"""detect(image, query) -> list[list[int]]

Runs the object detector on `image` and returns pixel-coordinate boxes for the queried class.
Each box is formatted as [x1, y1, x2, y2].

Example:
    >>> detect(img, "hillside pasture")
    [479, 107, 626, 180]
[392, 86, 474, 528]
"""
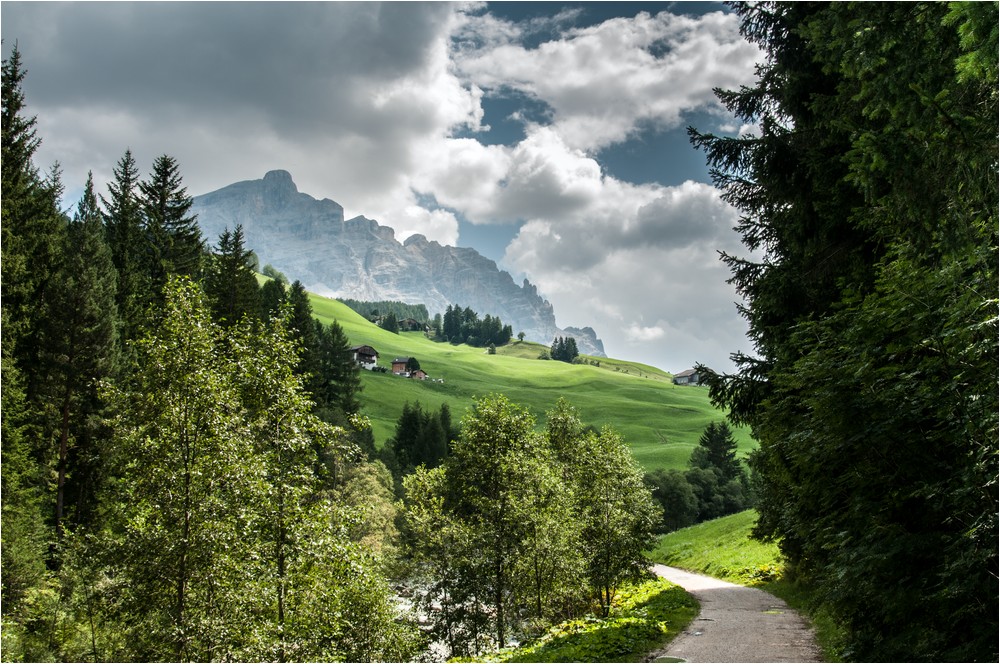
[305, 289, 750, 471]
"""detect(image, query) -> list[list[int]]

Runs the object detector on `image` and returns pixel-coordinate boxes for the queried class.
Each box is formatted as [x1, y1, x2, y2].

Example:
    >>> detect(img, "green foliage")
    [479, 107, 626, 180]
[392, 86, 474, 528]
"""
[692, 3, 998, 660]
[646, 422, 751, 532]
[462, 578, 698, 663]
[39, 172, 121, 534]
[93, 277, 421, 661]
[262, 262, 288, 284]
[101, 149, 149, 345]
[1, 47, 73, 646]
[204, 224, 260, 327]
[403, 396, 661, 657]
[380, 311, 401, 334]
[549, 336, 579, 364]
[643, 470, 698, 533]
[311, 317, 363, 422]
[382, 401, 452, 481]
[259, 276, 287, 320]
[441, 303, 513, 347]
[138, 154, 204, 297]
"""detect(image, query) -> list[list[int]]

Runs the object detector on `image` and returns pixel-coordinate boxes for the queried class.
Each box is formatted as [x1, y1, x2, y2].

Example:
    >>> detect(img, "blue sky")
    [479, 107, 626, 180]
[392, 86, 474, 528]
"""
[1, 2, 762, 373]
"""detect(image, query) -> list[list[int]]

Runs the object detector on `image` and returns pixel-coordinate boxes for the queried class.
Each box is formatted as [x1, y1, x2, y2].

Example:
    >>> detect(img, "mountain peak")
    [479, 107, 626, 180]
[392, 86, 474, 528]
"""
[261, 169, 298, 206]
[191, 172, 605, 356]
[263, 169, 296, 187]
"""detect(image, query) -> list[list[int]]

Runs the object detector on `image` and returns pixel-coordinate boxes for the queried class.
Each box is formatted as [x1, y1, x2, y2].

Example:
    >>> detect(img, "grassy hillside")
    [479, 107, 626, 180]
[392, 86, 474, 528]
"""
[646, 511, 782, 585]
[303, 289, 751, 471]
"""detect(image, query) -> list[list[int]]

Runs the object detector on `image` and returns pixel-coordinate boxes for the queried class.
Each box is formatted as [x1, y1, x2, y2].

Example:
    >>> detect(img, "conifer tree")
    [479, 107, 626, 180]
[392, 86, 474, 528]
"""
[41, 173, 120, 534]
[2, 46, 68, 399]
[204, 225, 260, 327]
[259, 277, 287, 321]
[138, 154, 203, 298]
[101, 149, 149, 345]
[286, 280, 320, 388]
[692, 3, 997, 659]
[311, 318, 362, 422]
[1, 47, 66, 644]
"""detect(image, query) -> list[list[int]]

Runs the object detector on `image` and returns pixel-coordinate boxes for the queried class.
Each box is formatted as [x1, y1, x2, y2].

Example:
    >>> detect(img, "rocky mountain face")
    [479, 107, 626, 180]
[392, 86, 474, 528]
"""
[192, 170, 605, 356]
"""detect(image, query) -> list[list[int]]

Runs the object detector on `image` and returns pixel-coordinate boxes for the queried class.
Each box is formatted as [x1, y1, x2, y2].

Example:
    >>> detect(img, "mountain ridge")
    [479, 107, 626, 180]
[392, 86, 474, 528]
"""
[192, 170, 605, 356]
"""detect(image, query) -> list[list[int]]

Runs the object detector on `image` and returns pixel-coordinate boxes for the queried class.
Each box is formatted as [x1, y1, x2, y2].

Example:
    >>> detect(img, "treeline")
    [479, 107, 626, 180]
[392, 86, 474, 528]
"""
[339, 298, 430, 326]
[693, 3, 997, 661]
[1, 47, 412, 660]
[645, 422, 752, 533]
[436, 303, 513, 347]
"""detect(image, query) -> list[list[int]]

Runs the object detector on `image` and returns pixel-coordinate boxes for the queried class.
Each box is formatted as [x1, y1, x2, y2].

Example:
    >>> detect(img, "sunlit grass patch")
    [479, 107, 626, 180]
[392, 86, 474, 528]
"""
[646, 510, 783, 586]
[461, 578, 698, 663]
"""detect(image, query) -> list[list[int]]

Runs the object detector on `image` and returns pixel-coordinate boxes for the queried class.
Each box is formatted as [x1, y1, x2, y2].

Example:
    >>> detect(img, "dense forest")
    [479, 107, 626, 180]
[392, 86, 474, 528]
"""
[692, 3, 998, 661]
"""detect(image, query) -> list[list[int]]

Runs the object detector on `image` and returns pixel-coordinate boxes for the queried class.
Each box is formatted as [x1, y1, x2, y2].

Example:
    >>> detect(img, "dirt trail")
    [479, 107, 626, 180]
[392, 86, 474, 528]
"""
[649, 565, 821, 663]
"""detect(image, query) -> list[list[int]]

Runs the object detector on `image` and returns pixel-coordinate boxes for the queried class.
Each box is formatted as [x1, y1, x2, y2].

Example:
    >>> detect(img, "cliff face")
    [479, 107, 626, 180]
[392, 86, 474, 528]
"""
[192, 170, 605, 355]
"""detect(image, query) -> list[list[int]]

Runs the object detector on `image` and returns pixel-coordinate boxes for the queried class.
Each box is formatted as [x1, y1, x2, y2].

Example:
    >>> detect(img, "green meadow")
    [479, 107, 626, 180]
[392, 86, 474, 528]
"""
[304, 289, 751, 471]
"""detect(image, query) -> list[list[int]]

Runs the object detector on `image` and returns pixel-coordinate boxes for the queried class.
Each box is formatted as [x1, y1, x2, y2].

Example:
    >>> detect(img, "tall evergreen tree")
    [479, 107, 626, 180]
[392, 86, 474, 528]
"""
[101, 149, 149, 345]
[2, 46, 68, 400]
[1, 46, 66, 643]
[138, 154, 203, 298]
[204, 225, 260, 327]
[692, 3, 997, 659]
[40, 173, 120, 534]
[286, 280, 320, 388]
[259, 277, 287, 321]
[311, 318, 362, 422]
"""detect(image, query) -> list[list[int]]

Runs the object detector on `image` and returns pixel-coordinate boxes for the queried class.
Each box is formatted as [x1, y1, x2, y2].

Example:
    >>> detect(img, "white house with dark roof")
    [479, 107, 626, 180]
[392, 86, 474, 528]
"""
[350, 345, 379, 370]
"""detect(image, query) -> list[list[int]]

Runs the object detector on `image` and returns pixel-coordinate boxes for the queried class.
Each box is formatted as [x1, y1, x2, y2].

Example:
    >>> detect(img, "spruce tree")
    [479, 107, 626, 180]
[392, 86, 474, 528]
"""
[1, 46, 71, 645]
[286, 280, 321, 391]
[102, 149, 149, 345]
[2, 46, 68, 400]
[259, 278, 287, 321]
[204, 225, 260, 327]
[138, 154, 203, 298]
[311, 319, 362, 421]
[692, 3, 997, 659]
[40, 173, 120, 534]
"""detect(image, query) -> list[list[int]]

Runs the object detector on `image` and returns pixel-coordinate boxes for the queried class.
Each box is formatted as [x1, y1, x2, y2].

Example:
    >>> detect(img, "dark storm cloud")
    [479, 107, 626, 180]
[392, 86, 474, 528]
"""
[2, 2, 453, 135]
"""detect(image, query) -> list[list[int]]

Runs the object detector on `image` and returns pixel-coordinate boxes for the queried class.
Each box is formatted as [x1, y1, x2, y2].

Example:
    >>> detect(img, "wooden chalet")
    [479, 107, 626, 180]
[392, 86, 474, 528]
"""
[673, 368, 702, 385]
[350, 345, 379, 370]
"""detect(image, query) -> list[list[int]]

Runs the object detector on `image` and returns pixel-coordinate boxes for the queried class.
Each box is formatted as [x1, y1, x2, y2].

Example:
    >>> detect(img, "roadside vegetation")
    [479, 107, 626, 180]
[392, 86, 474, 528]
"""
[458, 578, 698, 663]
[689, 3, 997, 660]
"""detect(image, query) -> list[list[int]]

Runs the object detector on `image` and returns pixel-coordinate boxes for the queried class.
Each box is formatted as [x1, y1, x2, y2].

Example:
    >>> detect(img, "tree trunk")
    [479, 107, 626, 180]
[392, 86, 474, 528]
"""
[55, 387, 71, 539]
[495, 559, 505, 648]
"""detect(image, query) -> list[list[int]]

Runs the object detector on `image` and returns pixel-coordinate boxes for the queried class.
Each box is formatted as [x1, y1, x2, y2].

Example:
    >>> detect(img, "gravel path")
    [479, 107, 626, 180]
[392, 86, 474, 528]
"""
[649, 565, 821, 663]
